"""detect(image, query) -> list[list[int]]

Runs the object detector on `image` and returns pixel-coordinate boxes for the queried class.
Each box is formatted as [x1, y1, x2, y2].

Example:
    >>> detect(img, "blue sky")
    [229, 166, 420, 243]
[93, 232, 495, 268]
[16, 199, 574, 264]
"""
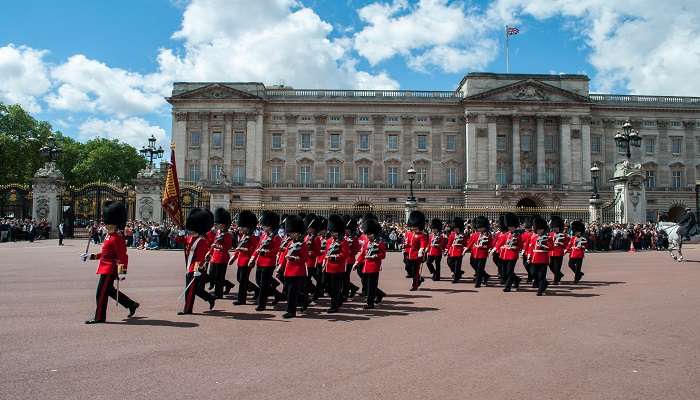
[1, 0, 698, 150]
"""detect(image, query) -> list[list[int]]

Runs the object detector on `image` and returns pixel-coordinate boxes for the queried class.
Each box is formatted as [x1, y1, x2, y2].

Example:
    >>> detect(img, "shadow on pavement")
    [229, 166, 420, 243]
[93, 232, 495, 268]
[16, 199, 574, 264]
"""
[108, 317, 199, 328]
[202, 309, 284, 322]
[418, 287, 479, 294]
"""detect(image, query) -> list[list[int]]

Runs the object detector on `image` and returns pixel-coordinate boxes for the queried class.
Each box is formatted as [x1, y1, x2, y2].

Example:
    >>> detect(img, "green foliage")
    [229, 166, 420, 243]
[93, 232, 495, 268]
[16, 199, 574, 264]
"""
[0, 102, 148, 186]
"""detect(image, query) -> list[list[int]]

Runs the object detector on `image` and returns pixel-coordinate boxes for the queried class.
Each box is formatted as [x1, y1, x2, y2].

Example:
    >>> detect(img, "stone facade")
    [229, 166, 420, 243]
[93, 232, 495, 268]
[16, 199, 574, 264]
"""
[167, 73, 700, 221]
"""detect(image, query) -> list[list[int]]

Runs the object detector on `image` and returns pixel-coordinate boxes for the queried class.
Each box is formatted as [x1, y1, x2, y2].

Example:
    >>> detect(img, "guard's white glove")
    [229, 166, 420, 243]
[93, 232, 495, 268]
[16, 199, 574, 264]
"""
[193, 270, 202, 277]
[80, 253, 89, 262]
[178, 230, 186, 237]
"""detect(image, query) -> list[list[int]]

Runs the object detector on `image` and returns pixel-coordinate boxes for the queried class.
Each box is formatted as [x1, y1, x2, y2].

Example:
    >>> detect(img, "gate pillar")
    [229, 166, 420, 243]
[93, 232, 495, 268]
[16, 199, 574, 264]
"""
[134, 167, 163, 223]
[32, 162, 65, 237]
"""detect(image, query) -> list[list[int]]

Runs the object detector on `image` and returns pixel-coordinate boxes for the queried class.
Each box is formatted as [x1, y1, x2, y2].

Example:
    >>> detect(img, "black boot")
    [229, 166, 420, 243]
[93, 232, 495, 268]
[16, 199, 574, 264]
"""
[128, 302, 139, 317]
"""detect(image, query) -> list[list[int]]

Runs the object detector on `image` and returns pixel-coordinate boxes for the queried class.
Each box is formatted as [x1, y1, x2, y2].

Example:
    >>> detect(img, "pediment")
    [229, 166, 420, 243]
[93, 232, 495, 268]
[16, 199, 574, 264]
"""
[465, 79, 589, 103]
[170, 84, 262, 101]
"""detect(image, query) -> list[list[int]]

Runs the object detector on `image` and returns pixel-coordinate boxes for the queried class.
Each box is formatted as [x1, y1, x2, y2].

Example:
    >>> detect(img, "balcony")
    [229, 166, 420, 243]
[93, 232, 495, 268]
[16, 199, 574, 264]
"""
[265, 88, 461, 102]
[590, 94, 700, 107]
[263, 182, 463, 190]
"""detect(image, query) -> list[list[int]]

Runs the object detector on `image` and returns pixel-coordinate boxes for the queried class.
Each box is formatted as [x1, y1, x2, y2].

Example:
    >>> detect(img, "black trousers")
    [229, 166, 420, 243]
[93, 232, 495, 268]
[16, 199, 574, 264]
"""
[58, 234, 64, 246]
[365, 272, 385, 306]
[310, 266, 325, 297]
[548, 256, 564, 282]
[326, 272, 344, 309]
[426, 255, 442, 280]
[403, 253, 411, 276]
[94, 273, 136, 321]
[523, 256, 533, 281]
[531, 263, 549, 294]
[285, 276, 307, 315]
[209, 262, 234, 298]
[343, 264, 360, 298]
[502, 259, 520, 290]
[493, 253, 503, 280]
[183, 272, 213, 314]
[471, 257, 488, 286]
[447, 256, 463, 282]
[406, 259, 422, 289]
[255, 267, 280, 309]
[568, 258, 584, 281]
[355, 264, 366, 292]
[236, 265, 259, 303]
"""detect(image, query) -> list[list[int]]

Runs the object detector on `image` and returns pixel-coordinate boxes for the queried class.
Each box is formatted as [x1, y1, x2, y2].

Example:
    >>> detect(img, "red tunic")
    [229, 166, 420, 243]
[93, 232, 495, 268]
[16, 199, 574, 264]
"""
[305, 234, 321, 268]
[407, 231, 429, 261]
[323, 237, 350, 274]
[493, 232, 508, 258]
[253, 232, 281, 268]
[357, 239, 386, 273]
[427, 233, 447, 257]
[521, 230, 533, 258]
[94, 232, 128, 275]
[315, 235, 327, 266]
[176, 235, 211, 273]
[209, 229, 233, 264]
[548, 232, 568, 257]
[345, 235, 361, 265]
[233, 234, 259, 268]
[566, 236, 586, 259]
[283, 240, 309, 277]
[403, 231, 413, 255]
[500, 231, 523, 261]
[446, 232, 467, 257]
[466, 232, 492, 259]
[528, 233, 553, 265]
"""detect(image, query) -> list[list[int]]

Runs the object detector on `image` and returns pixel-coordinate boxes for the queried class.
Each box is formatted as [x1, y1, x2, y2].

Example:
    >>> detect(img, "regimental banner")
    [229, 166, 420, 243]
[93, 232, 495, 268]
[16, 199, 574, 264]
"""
[161, 146, 184, 227]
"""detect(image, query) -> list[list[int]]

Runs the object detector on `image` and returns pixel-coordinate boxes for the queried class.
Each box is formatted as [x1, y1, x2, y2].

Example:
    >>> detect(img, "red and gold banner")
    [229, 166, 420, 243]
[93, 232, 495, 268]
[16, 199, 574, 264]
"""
[162, 145, 184, 227]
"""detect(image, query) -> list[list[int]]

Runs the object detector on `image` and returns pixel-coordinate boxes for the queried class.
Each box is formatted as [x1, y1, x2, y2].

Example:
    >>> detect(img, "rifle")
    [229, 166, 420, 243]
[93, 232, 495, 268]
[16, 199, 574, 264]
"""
[322, 240, 341, 272]
[228, 234, 250, 266]
[248, 234, 273, 268]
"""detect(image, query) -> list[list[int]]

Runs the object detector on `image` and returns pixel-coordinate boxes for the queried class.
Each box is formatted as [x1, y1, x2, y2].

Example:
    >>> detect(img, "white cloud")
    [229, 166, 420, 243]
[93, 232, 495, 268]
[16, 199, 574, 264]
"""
[354, 0, 498, 72]
[78, 117, 167, 149]
[0, 44, 51, 113]
[490, 0, 700, 95]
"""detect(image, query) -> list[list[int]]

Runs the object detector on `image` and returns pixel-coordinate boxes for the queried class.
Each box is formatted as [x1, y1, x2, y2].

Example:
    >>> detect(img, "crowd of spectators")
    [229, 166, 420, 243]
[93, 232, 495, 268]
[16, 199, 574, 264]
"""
[0, 218, 52, 242]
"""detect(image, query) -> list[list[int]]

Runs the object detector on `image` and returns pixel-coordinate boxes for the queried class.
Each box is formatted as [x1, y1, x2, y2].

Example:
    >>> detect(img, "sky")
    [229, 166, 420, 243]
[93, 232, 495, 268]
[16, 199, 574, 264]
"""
[1, 0, 699, 152]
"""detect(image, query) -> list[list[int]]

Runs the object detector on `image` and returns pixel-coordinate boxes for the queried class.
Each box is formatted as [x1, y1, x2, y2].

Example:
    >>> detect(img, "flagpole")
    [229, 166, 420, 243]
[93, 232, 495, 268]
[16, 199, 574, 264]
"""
[505, 25, 510, 73]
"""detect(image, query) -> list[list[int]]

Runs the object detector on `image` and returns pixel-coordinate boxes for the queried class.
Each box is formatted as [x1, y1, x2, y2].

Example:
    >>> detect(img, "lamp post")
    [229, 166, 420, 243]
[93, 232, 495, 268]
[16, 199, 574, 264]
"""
[39, 134, 62, 163]
[614, 119, 641, 160]
[590, 164, 600, 199]
[139, 134, 164, 167]
[407, 165, 416, 202]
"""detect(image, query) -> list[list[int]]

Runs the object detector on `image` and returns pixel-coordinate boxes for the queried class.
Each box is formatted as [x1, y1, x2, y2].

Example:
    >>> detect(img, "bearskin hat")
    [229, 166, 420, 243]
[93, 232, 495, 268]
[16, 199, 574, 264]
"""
[318, 216, 328, 232]
[259, 211, 280, 230]
[549, 215, 564, 230]
[344, 215, 358, 232]
[304, 213, 319, 232]
[363, 212, 378, 222]
[362, 218, 382, 236]
[407, 210, 426, 230]
[430, 218, 443, 231]
[327, 214, 345, 234]
[498, 215, 508, 232]
[186, 207, 214, 235]
[452, 217, 465, 231]
[571, 220, 586, 234]
[504, 212, 519, 228]
[472, 215, 490, 230]
[102, 201, 127, 230]
[284, 214, 305, 234]
[532, 216, 548, 232]
[237, 210, 258, 231]
[213, 208, 232, 226]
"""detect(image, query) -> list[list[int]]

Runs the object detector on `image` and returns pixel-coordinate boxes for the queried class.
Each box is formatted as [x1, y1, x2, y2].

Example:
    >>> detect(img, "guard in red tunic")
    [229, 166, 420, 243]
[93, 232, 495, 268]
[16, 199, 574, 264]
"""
[406, 210, 428, 291]
[466, 216, 492, 288]
[426, 218, 446, 281]
[207, 208, 235, 298]
[355, 213, 378, 295]
[280, 215, 309, 318]
[83, 201, 139, 324]
[323, 214, 350, 313]
[548, 216, 568, 284]
[500, 212, 523, 292]
[402, 229, 413, 278]
[230, 210, 260, 305]
[177, 208, 216, 314]
[343, 216, 361, 300]
[520, 219, 534, 283]
[313, 216, 329, 300]
[354, 218, 386, 309]
[491, 216, 509, 284]
[565, 220, 587, 283]
[527, 216, 553, 296]
[251, 211, 283, 311]
[304, 214, 322, 301]
[445, 217, 467, 283]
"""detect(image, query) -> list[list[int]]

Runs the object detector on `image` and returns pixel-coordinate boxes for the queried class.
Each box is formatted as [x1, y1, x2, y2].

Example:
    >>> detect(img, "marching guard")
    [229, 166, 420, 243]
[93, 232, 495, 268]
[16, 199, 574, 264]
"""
[566, 220, 587, 283]
[520, 219, 534, 283]
[405, 210, 428, 291]
[177, 208, 216, 314]
[304, 214, 322, 301]
[466, 216, 492, 288]
[230, 210, 260, 305]
[426, 218, 446, 281]
[323, 214, 350, 313]
[548, 216, 567, 284]
[343, 216, 361, 299]
[251, 211, 284, 312]
[83, 201, 139, 324]
[208, 208, 235, 298]
[354, 218, 386, 309]
[280, 215, 309, 318]
[500, 212, 523, 292]
[446, 217, 467, 283]
[527, 216, 553, 296]
[492, 216, 509, 284]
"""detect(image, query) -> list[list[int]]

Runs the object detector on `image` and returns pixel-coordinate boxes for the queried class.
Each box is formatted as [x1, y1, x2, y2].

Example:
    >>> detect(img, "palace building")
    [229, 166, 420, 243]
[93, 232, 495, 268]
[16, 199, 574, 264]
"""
[167, 72, 700, 221]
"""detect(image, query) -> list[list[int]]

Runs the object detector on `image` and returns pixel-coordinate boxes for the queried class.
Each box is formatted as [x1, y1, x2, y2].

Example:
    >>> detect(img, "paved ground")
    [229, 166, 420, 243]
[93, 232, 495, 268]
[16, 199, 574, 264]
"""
[1, 239, 700, 400]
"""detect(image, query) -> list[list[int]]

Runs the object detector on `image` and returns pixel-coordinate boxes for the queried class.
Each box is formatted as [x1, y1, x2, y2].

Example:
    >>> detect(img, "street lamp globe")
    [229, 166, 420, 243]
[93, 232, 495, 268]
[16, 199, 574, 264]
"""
[148, 134, 157, 148]
[407, 165, 416, 182]
[590, 164, 600, 178]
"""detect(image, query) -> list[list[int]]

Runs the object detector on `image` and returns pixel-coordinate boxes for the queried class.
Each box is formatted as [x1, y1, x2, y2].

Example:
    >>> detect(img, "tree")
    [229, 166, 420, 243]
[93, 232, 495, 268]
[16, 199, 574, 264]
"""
[0, 103, 53, 185]
[70, 138, 147, 186]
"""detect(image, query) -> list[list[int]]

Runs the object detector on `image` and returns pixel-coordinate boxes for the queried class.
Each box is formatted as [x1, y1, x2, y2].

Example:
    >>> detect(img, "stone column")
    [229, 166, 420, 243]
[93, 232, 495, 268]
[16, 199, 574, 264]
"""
[32, 162, 65, 238]
[512, 116, 521, 184]
[244, 112, 264, 187]
[200, 112, 210, 181]
[134, 167, 163, 223]
[255, 112, 264, 185]
[589, 197, 602, 224]
[611, 161, 647, 224]
[465, 112, 478, 184]
[173, 112, 187, 169]
[223, 112, 233, 177]
[536, 116, 545, 184]
[581, 116, 592, 184]
[560, 116, 572, 185]
[209, 193, 231, 211]
[487, 115, 497, 185]
[404, 198, 417, 224]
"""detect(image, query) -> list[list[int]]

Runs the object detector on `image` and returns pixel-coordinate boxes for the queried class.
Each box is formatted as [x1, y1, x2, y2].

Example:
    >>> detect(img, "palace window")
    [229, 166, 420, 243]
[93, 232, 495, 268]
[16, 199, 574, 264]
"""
[496, 135, 507, 152]
[645, 137, 656, 154]
[299, 165, 312, 185]
[591, 135, 602, 154]
[416, 116, 428, 122]
[544, 135, 556, 153]
[189, 163, 200, 181]
[521, 167, 534, 185]
[329, 133, 341, 150]
[212, 132, 222, 148]
[417, 167, 427, 185]
[271, 166, 281, 184]
[358, 166, 370, 186]
[521, 135, 531, 152]
[496, 166, 506, 186]
[617, 141, 627, 155]
[190, 132, 201, 146]
[671, 121, 682, 128]
[386, 116, 399, 123]
[446, 134, 456, 151]
[271, 133, 282, 150]
[672, 170, 683, 188]
[358, 133, 370, 150]
[447, 167, 457, 186]
[272, 115, 284, 121]
[300, 132, 312, 150]
[300, 115, 312, 122]
[210, 164, 223, 183]
[387, 134, 399, 151]
[446, 117, 457, 123]
[387, 167, 399, 186]
[671, 137, 682, 155]
[417, 134, 428, 151]
[545, 167, 557, 185]
[233, 166, 245, 184]
[643, 120, 656, 128]
[329, 115, 341, 122]
[358, 116, 370, 123]
[644, 170, 655, 189]
[328, 166, 341, 185]
[234, 132, 245, 148]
